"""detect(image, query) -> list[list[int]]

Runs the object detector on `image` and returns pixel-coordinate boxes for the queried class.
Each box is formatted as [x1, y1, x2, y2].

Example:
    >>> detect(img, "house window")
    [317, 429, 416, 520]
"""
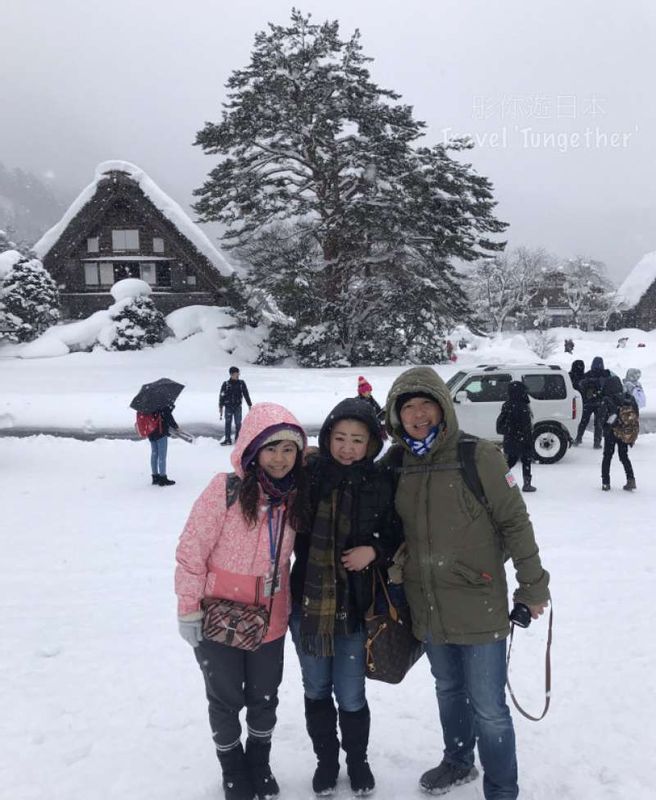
[114, 263, 140, 281]
[100, 264, 115, 285]
[87, 237, 99, 253]
[140, 263, 156, 284]
[84, 263, 115, 286]
[153, 237, 164, 253]
[84, 263, 99, 285]
[156, 263, 171, 287]
[112, 229, 140, 251]
[186, 273, 197, 287]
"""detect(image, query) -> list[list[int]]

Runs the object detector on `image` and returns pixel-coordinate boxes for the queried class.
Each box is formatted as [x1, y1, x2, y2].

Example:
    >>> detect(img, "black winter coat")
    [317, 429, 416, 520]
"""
[219, 378, 252, 410]
[599, 376, 639, 435]
[496, 382, 533, 452]
[290, 397, 402, 622]
[579, 366, 611, 407]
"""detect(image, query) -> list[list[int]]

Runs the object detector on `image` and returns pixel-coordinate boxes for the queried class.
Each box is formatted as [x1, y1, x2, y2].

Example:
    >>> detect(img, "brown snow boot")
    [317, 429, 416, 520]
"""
[623, 478, 637, 491]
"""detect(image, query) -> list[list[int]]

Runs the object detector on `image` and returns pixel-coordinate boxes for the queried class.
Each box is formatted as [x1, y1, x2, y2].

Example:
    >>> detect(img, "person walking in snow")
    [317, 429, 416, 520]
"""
[219, 366, 253, 445]
[382, 367, 550, 800]
[290, 398, 402, 797]
[496, 381, 537, 492]
[175, 403, 308, 800]
[355, 375, 387, 439]
[569, 359, 585, 394]
[575, 356, 610, 448]
[599, 376, 639, 492]
[148, 403, 179, 486]
[623, 368, 646, 409]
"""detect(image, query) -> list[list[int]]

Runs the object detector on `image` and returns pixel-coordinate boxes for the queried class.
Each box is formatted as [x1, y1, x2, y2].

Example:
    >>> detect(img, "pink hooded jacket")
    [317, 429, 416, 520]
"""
[174, 403, 306, 643]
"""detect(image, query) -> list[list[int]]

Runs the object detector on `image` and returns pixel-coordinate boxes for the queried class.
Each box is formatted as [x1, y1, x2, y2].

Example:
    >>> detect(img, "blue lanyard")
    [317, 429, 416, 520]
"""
[267, 502, 280, 565]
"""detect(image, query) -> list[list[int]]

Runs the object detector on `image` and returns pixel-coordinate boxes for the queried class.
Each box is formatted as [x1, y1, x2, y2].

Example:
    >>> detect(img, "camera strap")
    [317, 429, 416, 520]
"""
[505, 603, 553, 721]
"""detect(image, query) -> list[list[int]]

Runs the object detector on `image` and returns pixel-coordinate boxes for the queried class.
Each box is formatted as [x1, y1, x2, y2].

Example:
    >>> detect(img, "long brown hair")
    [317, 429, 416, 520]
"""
[239, 454, 309, 531]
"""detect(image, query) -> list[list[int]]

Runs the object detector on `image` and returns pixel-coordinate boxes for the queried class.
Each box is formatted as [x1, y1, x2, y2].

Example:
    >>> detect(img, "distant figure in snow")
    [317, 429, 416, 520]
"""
[496, 381, 537, 492]
[356, 375, 387, 439]
[599, 376, 639, 491]
[149, 404, 179, 486]
[564, 338, 575, 354]
[219, 366, 253, 445]
[623, 368, 646, 409]
[569, 359, 585, 394]
[575, 356, 610, 448]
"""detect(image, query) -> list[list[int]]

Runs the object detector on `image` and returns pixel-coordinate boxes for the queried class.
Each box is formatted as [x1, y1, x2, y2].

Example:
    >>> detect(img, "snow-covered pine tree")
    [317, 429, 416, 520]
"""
[0, 256, 61, 342]
[195, 10, 506, 365]
[108, 295, 168, 351]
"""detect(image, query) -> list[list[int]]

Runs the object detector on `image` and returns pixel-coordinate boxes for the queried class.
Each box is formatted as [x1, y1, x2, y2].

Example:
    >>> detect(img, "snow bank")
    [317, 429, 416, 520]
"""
[165, 305, 238, 339]
[110, 278, 152, 301]
[0, 248, 22, 279]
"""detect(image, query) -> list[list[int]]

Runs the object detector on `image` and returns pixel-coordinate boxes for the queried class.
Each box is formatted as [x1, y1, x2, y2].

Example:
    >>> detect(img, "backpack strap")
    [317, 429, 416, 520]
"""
[225, 472, 242, 508]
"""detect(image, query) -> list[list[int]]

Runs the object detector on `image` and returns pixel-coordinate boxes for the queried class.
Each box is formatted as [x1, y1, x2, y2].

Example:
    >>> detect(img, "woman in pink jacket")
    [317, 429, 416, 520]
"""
[175, 403, 308, 800]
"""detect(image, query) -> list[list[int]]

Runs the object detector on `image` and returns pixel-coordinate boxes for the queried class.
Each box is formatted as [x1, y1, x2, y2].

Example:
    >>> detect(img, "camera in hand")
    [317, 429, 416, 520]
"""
[509, 602, 531, 628]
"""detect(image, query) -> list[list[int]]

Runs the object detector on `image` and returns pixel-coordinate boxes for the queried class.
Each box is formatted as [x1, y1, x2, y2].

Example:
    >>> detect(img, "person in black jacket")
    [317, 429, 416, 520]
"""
[569, 359, 585, 393]
[496, 381, 536, 492]
[575, 356, 610, 448]
[149, 403, 179, 486]
[219, 366, 253, 445]
[290, 398, 402, 797]
[599, 375, 638, 491]
[355, 375, 387, 440]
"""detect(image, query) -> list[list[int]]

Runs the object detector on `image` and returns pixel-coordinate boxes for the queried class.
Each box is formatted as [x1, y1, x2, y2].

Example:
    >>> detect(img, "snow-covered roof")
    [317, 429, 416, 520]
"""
[32, 160, 233, 277]
[616, 250, 656, 308]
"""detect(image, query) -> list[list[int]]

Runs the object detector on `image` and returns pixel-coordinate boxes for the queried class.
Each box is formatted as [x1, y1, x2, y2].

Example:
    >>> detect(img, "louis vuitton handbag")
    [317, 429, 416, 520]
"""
[364, 569, 423, 684]
[202, 516, 285, 651]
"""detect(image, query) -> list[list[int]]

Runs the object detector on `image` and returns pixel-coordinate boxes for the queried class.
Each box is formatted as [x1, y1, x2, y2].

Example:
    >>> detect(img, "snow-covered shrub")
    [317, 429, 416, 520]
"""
[0, 256, 60, 342]
[108, 295, 168, 350]
[525, 330, 558, 359]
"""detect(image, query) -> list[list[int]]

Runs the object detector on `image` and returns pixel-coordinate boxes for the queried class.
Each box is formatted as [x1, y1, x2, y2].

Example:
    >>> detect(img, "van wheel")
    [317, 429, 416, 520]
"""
[533, 424, 568, 464]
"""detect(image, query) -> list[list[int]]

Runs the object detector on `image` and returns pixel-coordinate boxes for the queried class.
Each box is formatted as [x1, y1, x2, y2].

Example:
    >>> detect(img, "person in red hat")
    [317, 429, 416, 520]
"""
[356, 376, 386, 439]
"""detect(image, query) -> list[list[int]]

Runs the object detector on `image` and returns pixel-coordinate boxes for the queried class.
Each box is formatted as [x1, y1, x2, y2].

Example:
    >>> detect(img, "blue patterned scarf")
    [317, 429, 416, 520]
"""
[401, 424, 442, 457]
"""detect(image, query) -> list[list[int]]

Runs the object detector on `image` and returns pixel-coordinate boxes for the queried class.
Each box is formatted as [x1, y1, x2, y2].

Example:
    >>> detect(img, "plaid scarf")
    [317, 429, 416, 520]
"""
[299, 463, 359, 657]
[401, 424, 442, 456]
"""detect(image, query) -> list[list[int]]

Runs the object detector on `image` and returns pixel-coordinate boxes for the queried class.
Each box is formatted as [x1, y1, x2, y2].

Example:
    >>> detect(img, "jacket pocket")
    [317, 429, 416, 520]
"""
[451, 560, 493, 587]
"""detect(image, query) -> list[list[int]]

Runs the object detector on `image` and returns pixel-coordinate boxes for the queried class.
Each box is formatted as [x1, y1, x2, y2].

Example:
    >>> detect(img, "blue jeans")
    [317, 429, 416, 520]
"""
[150, 437, 167, 475]
[424, 639, 518, 800]
[289, 610, 366, 712]
[224, 405, 242, 441]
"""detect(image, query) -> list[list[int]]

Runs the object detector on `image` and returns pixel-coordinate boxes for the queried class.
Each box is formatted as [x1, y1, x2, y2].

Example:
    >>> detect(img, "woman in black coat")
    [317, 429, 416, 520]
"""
[496, 381, 536, 492]
[290, 398, 402, 797]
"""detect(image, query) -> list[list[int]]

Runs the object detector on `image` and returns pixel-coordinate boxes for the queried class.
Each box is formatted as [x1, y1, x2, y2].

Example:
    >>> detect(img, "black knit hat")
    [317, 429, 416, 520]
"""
[395, 391, 439, 418]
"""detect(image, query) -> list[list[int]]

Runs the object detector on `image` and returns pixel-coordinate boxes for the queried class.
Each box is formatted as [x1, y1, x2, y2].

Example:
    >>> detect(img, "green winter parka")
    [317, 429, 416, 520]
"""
[383, 366, 550, 645]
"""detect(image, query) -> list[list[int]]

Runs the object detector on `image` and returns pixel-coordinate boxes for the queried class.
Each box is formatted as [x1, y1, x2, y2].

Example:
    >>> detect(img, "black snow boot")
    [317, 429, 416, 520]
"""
[305, 697, 340, 796]
[221, 439, 233, 446]
[339, 704, 375, 796]
[151, 474, 160, 485]
[245, 738, 280, 800]
[419, 760, 479, 795]
[218, 743, 255, 800]
[158, 475, 176, 486]
[522, 481, 537, 493]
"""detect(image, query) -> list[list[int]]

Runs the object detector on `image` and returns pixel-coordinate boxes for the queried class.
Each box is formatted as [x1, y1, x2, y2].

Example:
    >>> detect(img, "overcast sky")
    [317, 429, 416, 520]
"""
[2, 0, 654, 283]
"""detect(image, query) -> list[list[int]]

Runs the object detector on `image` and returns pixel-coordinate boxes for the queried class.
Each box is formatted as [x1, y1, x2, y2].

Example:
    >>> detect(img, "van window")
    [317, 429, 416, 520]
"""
[460, 373, 512, 402]
[522, 374, 566, 400]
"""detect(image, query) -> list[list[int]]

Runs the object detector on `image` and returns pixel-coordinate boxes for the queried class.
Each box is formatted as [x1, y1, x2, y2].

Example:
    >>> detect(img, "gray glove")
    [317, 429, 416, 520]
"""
[178, 612, 203, 648]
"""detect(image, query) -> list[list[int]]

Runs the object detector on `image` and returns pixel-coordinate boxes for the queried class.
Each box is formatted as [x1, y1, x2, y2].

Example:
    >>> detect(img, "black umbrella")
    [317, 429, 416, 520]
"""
[130, 378, 185, 413]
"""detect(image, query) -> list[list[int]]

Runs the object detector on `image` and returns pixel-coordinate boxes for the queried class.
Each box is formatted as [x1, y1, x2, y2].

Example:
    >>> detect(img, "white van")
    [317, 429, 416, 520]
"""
[446, 364, 581, 464]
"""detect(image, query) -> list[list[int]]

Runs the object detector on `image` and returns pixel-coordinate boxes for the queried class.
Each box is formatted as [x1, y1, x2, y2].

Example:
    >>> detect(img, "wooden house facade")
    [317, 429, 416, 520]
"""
[33, 161, 233, 319]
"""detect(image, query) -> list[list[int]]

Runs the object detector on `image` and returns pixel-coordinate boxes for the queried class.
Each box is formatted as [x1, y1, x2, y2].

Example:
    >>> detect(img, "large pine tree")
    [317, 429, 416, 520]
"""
[195, 10, 506, 365]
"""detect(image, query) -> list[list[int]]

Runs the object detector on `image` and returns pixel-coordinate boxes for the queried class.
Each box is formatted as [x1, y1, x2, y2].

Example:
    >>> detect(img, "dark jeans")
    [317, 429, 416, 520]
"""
[289, 610, 367, 712]
[576, 403, 602, 446]
[149, 436, 167, 475]
[503, 441, 531, 484]
[224, 405, 243, 442]
[601, 429, 634, 484]
[424, 639, 518, 800]
[194, 634, 285, 754]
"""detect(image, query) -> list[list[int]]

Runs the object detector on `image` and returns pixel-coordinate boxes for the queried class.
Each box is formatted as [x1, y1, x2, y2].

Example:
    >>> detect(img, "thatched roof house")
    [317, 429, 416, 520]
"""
[33, 160, 233, 318]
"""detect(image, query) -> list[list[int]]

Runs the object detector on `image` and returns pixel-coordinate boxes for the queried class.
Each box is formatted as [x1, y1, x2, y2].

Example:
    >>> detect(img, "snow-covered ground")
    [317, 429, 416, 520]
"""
[1, 325, 655, 799]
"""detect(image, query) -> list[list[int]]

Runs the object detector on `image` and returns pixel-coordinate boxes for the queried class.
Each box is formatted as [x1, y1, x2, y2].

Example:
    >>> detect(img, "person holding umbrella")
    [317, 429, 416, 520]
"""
[130, 378, 184, 486]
